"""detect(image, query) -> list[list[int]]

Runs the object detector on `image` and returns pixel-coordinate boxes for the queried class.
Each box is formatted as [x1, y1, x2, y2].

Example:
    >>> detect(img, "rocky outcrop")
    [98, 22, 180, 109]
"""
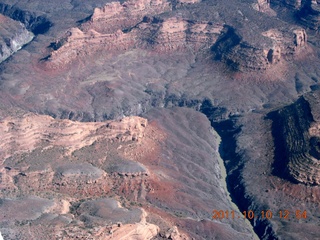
[212, 26, 272, 71]
[271, 95, 320, 185]
[262, 27, 307, 55]
[298, 0, 320, 30]
[252, 0, 276, 16]
[139, 17, 223, 52]
[46, 0, 223, 67]
[272, 0, 320, 29]
[47, 0, 310, 72]
[0, 108, 256, 239]
[212, 25, 307, 71]
[0, 113, 147, 161]
[84, 0, 171, 34]
[0, 14, 34, 63]
[47, 0, 170, 67]
[0, 3, 52, 34]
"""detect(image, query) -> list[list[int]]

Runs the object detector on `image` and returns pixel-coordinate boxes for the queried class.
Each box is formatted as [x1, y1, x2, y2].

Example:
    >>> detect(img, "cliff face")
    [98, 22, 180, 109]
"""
[271, 93, 320, 185]
[0, 14, 34, 63]
[47, 0, 223, 68]
[46, 0, 310, 72]
[273, 0, 320, 29]
[298, 0, 320, 29]
[139, 17, 223, 52]
[0, 3, 52, 34]
[211, 25, 307, 71]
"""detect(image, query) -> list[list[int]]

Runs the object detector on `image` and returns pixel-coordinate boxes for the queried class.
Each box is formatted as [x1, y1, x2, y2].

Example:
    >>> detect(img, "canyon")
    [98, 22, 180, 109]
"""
[0, 0, 319, 239]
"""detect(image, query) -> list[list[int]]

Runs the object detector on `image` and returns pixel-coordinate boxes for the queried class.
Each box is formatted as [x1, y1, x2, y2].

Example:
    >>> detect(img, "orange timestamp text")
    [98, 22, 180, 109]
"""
[212, 209, 307, 220]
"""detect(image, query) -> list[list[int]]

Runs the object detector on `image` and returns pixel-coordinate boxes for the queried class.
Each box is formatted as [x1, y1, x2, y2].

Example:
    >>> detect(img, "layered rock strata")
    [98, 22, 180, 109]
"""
[272, 94, 320, 185]
[0, 14, 34, 63]
[212, 25, 307, 71]
[139, 17, 223, 52]
[47, 0, 223, 67]
[46, 0, 310, 72]
[0, 113, 147, 161]
[0, 108, 256, 239]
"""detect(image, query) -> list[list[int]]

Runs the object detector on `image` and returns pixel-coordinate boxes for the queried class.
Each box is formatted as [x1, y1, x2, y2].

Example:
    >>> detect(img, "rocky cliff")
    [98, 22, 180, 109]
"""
[271, 93, 320, 185]
[211, 24, 307, 71]
[47, 0, 224, 68]
[298, 0, 320, 29]
[0, 14, 33, 63]
[273, 0, 320, 29]
[46, 0, 310, 72]
[0, 3, 52, 34]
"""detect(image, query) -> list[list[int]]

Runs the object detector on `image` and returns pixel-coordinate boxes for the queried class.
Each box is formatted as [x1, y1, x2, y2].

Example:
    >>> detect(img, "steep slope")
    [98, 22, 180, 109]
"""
[0, 108, 256, 239]
[0, 14, 33, 63]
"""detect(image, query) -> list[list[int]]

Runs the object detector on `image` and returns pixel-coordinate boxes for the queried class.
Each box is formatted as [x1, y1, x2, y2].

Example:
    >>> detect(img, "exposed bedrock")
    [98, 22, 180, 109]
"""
[45, 0, 312, 72]
[270, 92, 320, 185]
[298, 0, 320, 29]
[0, 3, 52, 34]
[46, 0, 223, 68]
[0, 108, 257, 239]
[252, 0, 277, 16]
[272, 0, 320, 29]
[211, 25, 307, 71]
[0, 14, 34, 63]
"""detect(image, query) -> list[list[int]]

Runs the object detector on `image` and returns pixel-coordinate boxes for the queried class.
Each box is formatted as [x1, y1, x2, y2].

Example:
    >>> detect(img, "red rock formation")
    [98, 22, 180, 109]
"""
[46, 0, 223, 68]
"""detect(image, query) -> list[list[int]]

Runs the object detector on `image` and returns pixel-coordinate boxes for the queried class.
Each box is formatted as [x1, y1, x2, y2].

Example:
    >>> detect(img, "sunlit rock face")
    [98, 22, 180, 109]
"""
[0, 14, 33, 63]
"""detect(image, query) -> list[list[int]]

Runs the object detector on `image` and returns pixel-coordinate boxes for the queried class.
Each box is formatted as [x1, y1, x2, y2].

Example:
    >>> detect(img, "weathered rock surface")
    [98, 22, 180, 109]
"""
[47, 0, 310, 72]
[212, 24, 307, 71]
[0, 3, 52, 34]
[47, 0, 224, 68]
[252, 0, 276, 16]
[0, 113, 147, 161]
[0, 0, 320, 239]
[0, 14, 33, 63]
[298, 0, 320, 29]
[0, 108, 256, 239]
[271, 92, 320, 185]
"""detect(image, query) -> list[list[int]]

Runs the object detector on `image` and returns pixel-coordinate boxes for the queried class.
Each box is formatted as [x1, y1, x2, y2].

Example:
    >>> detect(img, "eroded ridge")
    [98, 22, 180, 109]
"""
[47, 0, 171, 67]
[212, 25, 307, 71]
[45, 0, 311, 72]
[272, 95, 320, 185]
[0, 113, 147, 160]
[47, 0, 223, 67]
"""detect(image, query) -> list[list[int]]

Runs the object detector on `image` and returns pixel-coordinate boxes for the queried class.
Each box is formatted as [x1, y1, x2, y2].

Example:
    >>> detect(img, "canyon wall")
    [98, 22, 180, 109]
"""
[272, 94, 320, 185]
[0, 14, 33, 63]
